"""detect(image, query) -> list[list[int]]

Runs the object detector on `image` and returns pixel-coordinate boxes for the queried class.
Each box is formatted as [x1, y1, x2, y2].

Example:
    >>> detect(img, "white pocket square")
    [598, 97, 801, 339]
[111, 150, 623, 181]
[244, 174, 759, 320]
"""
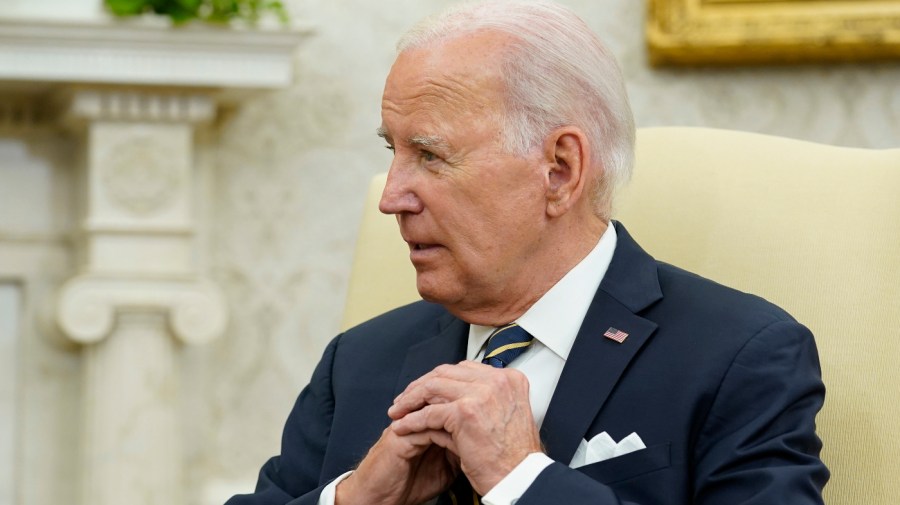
[569, 432, 646, 469]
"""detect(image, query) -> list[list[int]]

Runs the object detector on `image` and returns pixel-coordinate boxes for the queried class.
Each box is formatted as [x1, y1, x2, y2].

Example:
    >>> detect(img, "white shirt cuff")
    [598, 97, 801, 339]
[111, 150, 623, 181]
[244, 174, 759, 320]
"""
[316, 470, 353, 505]
[481, 452, 554, 505]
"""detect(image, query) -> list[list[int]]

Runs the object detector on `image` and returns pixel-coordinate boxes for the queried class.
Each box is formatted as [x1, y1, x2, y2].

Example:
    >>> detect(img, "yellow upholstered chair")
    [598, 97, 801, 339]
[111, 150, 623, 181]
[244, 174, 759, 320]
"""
[342, 127, 900, 505]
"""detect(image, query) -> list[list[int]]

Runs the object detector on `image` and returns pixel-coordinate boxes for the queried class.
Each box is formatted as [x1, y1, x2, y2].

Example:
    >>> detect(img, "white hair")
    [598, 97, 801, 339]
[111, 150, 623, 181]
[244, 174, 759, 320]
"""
[398, 0, 635, 219]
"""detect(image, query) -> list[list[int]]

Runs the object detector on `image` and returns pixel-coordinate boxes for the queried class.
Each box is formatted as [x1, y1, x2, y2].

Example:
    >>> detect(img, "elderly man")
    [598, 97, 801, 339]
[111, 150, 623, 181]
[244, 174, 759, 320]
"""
[228, 1, 828, 504]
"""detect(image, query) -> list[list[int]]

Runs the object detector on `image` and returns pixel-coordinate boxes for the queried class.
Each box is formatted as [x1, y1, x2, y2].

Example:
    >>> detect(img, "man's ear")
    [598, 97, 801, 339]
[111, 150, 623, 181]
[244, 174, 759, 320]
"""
[543, 127, 590, 218]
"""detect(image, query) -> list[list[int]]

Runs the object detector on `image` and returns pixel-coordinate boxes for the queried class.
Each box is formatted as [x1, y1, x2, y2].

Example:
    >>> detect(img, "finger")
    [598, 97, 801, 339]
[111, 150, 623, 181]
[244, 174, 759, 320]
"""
[388, 371, 479, 420]
[391, 403, 457, 436]
[388, 378, 472, 420]
[393, 363, 531, 421]
[397, 363, 489, 399]
[454, 360, 495, 371]
[396, 428, 457, 455]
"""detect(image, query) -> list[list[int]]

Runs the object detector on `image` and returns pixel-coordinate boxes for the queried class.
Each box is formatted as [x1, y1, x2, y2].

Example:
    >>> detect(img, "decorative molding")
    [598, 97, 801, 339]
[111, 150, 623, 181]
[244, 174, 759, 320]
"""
[0, 95, 51, 132]
[64, 90, 216, 124]
[0, 18, 309, 88]
[77, 225, 192, 236]
[647, 0, 900, 66]
[101, 134, 182, 216]
[80, 118, 195, 234]
[55, 275, 227, 345]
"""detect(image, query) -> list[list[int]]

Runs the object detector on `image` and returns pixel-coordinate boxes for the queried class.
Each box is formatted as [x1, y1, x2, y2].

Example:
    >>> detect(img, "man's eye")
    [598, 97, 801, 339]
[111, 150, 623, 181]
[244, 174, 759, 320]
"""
[421, 151, 437, 162]
[384, 145, 395, 152]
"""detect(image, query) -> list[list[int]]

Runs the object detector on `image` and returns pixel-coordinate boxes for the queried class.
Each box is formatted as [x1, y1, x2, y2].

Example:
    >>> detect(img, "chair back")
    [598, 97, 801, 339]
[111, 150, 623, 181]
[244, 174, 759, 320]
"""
[617, 127, 900, 505]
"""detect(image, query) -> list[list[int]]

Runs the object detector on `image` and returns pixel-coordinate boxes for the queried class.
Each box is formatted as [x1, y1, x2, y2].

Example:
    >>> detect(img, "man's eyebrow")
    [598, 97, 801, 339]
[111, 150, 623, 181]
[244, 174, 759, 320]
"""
[408, 134, 450, 150]
[376, 128, 450, 151]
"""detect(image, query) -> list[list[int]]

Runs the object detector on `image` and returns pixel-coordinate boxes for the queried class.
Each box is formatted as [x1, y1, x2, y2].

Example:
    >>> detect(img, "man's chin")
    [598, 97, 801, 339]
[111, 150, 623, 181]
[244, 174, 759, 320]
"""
[414, 275, 460, 307]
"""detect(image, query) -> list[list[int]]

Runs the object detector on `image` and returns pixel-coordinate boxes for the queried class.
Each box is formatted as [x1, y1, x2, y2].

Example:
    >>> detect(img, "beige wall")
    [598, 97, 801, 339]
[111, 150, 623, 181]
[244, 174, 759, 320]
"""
[1, 1, 898, 504]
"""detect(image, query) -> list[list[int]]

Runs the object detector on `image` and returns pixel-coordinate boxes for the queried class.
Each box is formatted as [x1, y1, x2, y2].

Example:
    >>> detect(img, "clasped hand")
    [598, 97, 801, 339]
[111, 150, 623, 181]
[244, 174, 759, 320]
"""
[335, 361, 542, 505]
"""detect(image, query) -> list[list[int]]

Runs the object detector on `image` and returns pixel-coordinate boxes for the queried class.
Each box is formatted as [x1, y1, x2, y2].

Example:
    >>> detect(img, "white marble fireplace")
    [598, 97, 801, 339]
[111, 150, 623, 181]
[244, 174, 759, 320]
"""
[0, 3, 304, 503]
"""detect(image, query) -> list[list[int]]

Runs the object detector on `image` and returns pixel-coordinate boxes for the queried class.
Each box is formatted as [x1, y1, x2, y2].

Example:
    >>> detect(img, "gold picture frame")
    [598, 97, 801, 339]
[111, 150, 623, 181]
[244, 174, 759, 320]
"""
[646, 0, 900, 66]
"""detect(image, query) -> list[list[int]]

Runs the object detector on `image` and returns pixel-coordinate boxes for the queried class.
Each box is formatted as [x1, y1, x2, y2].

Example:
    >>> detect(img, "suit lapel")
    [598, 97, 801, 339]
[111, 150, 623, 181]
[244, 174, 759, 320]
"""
[540, 222, 663, 465]
[394, 313, 469, 397]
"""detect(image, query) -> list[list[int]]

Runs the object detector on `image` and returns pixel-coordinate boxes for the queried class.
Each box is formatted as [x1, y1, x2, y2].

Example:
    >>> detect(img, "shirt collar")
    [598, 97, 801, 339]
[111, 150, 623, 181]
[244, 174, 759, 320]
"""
[467, 224, 618, 360]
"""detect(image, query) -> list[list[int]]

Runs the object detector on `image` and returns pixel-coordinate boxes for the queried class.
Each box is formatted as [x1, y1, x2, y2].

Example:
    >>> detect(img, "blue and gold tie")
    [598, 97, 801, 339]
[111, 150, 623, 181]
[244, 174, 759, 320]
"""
[436, 323, 534, 505]
[481, 322, 534, 368]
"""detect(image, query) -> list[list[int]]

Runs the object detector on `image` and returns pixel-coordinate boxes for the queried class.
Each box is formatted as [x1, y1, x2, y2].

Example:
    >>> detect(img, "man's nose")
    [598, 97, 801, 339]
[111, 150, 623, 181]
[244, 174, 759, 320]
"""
[378, 163, 423, 215]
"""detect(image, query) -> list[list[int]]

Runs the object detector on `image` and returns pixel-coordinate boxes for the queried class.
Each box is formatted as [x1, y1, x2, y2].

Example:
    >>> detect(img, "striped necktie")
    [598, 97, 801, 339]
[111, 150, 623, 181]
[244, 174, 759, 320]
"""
[482, 322, 534, 368]
[436, 323, 534, 505]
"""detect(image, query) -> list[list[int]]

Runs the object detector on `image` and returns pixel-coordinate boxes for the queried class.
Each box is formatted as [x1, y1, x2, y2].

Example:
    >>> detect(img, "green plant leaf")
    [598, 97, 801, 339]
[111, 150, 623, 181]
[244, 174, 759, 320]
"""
[212, 0, 240, 14]
[105, 0, 289, 25]
[104, 0, 149, 16]
[177, 0, 202, 10]
[267, 1, 289, 23]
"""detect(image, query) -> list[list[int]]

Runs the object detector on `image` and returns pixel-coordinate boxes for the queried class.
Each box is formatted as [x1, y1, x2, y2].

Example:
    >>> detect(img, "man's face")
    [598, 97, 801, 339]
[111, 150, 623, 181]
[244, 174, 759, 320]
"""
[378, 32, 551, 320]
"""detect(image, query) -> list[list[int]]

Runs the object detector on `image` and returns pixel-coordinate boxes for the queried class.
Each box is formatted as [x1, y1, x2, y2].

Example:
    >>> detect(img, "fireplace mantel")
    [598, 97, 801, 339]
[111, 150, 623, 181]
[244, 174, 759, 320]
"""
[0, 17, 309, 89]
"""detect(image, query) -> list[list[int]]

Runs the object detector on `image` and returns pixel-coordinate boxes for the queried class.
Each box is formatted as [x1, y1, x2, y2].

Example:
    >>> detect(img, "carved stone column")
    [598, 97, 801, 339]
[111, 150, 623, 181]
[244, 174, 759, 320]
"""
[55, 89, 227, 505]
[0, 16, 303, 504]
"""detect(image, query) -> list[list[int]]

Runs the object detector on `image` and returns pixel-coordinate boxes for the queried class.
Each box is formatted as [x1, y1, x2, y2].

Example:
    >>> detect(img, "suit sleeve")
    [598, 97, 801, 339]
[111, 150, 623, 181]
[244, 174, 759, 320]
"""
[517, 320, 829, 505]
[226, 335, 342, 505]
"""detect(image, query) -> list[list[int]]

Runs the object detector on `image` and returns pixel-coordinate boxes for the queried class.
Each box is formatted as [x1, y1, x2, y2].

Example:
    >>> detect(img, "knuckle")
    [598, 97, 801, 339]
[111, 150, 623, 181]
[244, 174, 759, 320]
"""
[433, 364, 453, 376]
[456, 397, 479, 418]
[488, 371, 510, 388]
[425, 377, 443, 394]
[408, 411, 424, 429]
[424, 405, 441, 424]
[501, 368, 527, 388]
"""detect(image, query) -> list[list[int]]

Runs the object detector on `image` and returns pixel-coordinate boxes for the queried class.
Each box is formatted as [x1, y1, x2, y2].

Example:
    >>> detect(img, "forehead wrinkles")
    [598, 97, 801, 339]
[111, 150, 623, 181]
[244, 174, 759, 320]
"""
[383, 34, 512, 148]
[384, 65, 500, 118]
[426, 71, 495, 114]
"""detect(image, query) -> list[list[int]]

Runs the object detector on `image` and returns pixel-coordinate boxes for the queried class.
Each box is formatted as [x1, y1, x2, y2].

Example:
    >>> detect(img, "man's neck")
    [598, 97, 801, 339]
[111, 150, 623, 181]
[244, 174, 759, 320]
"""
[452, 219, 608, 326]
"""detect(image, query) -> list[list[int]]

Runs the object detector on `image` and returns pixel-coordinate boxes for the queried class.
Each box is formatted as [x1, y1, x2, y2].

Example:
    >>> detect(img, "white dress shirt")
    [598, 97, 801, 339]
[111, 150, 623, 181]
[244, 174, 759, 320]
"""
[319, 225, 618, 505]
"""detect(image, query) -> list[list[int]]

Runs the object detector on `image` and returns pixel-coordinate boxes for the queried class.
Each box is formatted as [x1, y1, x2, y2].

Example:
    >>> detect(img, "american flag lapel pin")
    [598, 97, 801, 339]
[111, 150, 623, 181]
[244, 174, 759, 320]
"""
[603, 327, 629, 343]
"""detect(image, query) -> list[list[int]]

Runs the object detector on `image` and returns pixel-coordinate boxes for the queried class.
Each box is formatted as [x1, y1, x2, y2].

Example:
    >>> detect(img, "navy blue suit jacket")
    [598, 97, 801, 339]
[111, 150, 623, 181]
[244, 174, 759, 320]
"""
[227, 222, 828, 505]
